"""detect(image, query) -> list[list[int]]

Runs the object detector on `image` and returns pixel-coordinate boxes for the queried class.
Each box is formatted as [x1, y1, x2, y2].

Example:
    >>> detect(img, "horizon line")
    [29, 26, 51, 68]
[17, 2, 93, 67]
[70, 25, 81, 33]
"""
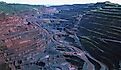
[0, 1, 120, 6]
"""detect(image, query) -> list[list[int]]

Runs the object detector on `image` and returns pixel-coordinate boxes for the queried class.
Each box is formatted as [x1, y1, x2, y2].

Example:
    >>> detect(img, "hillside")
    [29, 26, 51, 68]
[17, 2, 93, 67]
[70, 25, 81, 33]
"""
[0, 1, 121, 70]
[0, 2, 45, 14]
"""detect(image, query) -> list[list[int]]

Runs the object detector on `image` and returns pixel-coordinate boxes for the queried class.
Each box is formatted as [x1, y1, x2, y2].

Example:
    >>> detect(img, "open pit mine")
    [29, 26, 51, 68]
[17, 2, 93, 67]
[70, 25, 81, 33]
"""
[0, 1, 121, 70]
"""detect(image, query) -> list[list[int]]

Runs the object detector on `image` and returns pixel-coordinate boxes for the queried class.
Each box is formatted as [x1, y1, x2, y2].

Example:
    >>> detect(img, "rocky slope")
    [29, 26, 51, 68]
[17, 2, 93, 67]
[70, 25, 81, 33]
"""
[77, 2, 121, 70]
[0, 1, 121, 70]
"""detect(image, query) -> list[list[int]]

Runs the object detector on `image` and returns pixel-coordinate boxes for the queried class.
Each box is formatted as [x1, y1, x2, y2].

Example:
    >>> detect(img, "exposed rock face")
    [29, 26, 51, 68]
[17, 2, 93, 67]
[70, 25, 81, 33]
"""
[78, 2, 121, 70]
[48, 2, 121, 70]
[0, 1, 121, 70]
[0, 15, 51, 70]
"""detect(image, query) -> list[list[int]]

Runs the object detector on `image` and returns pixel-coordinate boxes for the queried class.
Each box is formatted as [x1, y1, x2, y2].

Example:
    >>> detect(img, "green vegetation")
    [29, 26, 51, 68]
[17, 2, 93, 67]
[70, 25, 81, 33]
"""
[0, 1, 44, 14]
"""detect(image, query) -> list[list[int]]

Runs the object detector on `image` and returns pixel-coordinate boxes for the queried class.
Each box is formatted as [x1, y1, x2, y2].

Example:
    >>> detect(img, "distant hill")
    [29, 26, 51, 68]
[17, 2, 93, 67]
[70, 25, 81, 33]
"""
[0, 1, 45, 14]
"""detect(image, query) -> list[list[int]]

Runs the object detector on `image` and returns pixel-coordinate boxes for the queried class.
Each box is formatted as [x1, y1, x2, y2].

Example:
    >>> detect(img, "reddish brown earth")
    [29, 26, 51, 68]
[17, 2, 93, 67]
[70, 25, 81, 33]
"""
[0, 15, 51, 69]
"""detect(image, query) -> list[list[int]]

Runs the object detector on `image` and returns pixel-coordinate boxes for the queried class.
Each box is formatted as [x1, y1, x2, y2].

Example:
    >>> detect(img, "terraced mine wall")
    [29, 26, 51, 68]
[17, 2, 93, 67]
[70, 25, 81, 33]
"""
[0, 1, 121, 70]
[77, 2, 121, 70]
